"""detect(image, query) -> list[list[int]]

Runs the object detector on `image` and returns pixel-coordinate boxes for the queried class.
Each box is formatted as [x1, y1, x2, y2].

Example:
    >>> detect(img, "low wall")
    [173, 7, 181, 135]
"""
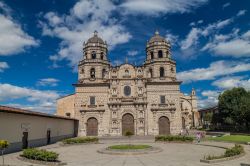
[0, 111, 78, 153]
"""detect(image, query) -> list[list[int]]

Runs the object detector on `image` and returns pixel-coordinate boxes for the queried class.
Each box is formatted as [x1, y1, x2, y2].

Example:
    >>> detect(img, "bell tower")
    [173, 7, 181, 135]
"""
[144, 31, 176, 81]
[78, 31, 110, 83]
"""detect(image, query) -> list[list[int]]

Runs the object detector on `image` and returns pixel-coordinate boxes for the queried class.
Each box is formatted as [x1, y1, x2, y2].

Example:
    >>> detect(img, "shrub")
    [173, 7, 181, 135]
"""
[109, 144, 151, 150]
[204, 144, 244, 160]
[155, 135, 194, 142]
[0, 140, 10, 165]
[62, 137, 98, 144]
[125, 131, 133, 138]
[204, 154, 224, 160]
[21, 148, 58, 162]
[224, 144, 244, 157]
[0, 140, 9, 149]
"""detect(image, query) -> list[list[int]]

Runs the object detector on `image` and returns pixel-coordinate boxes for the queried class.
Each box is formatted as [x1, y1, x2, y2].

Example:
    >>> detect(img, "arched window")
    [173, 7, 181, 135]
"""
[100, 52, 104, 60]
[149, 68, 153, 78]
[158, 50, 163, 58]
[166, 51, 169, 58]
[91, 51, 96, 59]
[102, 69, 106, 78]
[160, 67, 164, 77]
[90, 68, 95, 78]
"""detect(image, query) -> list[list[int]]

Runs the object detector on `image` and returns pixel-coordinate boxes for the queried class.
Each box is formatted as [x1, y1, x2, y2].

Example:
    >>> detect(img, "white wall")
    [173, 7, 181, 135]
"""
[0, 112, 75, 143]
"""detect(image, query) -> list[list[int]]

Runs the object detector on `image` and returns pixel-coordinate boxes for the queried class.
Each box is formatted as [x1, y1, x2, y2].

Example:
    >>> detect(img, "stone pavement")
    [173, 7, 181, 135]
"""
[2, 137, 250, 166]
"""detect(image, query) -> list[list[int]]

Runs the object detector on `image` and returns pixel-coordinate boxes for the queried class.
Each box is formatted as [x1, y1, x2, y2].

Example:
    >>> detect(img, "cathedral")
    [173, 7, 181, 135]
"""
[56, 31, 199, 136]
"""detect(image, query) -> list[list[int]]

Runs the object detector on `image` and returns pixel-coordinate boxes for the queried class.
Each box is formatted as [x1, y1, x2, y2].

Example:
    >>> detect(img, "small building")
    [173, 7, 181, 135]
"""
[199, 105, 218, 126]
[0, 105, 78, 153]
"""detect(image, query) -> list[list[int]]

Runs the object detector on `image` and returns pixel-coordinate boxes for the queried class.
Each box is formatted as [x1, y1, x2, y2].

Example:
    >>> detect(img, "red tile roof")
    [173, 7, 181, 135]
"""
[0, 105, 77, 121]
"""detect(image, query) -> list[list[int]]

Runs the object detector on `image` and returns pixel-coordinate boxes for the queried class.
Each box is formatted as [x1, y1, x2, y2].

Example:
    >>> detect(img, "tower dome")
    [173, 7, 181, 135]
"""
[87, 31, 105, 44]
[146, 31, 171, 60]
[83, 31, 108, 61]
[148, 30, 167, 43]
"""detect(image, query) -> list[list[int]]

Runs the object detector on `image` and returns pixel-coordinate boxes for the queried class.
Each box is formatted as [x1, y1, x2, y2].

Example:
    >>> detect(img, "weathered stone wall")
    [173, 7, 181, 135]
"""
[57, 94, 75, 118]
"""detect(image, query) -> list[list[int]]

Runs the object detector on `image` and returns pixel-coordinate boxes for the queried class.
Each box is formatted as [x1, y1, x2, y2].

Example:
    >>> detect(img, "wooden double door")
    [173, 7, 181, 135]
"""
[158, 116, 170, 135]
[86, 118, 98, 136]
[122, 113, 134, 135]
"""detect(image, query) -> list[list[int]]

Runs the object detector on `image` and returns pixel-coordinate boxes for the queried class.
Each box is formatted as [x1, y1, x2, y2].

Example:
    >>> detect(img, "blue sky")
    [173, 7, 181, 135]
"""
[0, 0, 250, 114]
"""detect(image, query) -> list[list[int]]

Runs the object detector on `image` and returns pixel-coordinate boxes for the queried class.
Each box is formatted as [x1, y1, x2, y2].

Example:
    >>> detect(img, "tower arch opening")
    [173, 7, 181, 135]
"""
[91, 51, 96, 59]
[158, 50, 163, 58]
[90, 68, 95, 78]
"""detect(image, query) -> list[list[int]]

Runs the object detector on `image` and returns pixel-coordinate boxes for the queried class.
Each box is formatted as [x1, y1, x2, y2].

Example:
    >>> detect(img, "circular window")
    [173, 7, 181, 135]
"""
[124, 86, 131, 96]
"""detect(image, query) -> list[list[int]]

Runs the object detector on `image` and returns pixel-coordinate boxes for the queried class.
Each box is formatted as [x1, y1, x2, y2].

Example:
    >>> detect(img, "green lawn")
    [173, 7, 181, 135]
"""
[108, 144, 151, 150]
[207, 135, 250, 144]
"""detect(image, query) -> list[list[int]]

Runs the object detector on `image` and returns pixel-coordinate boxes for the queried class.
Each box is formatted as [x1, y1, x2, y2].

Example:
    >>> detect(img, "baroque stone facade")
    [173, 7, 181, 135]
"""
[56, 31, 199, 136]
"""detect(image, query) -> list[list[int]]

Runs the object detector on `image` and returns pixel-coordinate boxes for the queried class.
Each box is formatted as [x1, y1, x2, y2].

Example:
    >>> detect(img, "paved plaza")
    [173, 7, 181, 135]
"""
[3, 137, 250, 166]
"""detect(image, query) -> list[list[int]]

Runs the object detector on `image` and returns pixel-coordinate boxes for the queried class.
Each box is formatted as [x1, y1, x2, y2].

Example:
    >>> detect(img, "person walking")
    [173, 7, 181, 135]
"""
[196, 132, 201, 143]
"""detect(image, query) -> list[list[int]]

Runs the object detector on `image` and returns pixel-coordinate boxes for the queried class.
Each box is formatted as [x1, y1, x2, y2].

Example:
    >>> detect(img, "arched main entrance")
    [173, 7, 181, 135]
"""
[86, 117, 98, 136]
[122, 113, 134, 135]
[158, 116, 170, 135]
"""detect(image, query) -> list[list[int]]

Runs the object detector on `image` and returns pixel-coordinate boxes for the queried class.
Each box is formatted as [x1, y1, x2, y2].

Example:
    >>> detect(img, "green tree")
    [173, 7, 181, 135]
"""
[239, 92, 250, 129]
[218, 87, 250, 130]
[0, 140, 9, 166]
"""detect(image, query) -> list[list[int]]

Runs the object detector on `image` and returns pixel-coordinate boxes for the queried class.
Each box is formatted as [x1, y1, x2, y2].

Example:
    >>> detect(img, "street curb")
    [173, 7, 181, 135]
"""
[200, 152, 245, 163]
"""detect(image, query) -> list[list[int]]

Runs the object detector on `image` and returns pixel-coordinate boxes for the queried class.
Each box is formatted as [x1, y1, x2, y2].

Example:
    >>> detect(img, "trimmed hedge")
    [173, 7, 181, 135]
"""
[21, 148, 58, 162]
[155, 135, 194, 142]
[109, 144, 151, 150]
[204, 144, 244, 160]
[62, 137, 98, 144]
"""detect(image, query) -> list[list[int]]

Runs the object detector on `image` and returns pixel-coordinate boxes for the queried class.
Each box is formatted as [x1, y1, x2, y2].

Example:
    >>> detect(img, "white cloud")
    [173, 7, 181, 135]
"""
[0, 3, 39, 56]
[165, 32, 179, 45]
[203, 29, 250, 58]
[197, 20, 203, 24]
[189, 22, 195, 26]
[40, 0, 131, 70]
[119, 0, 208, 16]
[177, 60, 250, 83]
[243, 30, 250, 38]
[212, 76, 250, 90]
[181, 27, 201, 50]
[36, 78, 60, 87]
[237, 10, 247, 16]
[0, 1, 11, 15]
[181, 10, 248, 58]
[198, 90, 219, 108]
[127, 50, 138, 56]
[181, 18, 233, 51]
[210, 39, 250, 57]
[0, 83, 60, 113]
[222, 2, 230, 9]
[0, 62, 9, 72]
